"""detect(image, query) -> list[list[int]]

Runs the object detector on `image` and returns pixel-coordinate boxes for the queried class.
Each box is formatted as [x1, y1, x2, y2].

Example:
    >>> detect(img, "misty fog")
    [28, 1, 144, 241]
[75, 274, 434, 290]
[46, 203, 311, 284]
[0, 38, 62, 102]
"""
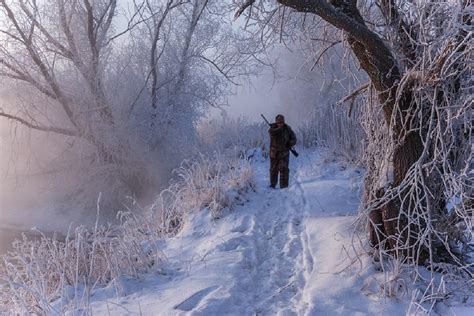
[0, 0, 361, 252]
[2, 0, 471, 313]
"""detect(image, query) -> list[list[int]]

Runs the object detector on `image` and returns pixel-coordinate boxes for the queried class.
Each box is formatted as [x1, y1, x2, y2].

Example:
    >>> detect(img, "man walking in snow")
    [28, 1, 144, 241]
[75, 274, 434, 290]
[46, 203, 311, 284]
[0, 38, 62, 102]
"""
[268, 114, 297, 188]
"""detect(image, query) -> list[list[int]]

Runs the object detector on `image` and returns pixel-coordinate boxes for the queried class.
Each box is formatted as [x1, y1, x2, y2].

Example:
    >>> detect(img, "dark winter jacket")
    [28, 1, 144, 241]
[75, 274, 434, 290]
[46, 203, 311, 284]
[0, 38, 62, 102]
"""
[269, 123, 297, 159]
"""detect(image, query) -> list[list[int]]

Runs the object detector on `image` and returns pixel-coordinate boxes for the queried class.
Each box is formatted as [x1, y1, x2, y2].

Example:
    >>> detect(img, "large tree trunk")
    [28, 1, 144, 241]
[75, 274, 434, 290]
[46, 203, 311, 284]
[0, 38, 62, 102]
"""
[384, 131, 424, 251]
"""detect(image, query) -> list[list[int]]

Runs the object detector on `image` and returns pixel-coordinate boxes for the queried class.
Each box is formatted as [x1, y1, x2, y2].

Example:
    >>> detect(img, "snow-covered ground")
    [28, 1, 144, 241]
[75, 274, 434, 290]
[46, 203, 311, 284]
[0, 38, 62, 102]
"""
[81, 150, 470, 315]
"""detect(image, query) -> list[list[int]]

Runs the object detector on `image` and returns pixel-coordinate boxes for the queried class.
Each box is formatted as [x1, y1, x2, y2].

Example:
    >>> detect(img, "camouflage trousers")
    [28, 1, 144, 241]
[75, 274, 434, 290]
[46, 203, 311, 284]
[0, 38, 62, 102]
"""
[270, 155, 289, 188]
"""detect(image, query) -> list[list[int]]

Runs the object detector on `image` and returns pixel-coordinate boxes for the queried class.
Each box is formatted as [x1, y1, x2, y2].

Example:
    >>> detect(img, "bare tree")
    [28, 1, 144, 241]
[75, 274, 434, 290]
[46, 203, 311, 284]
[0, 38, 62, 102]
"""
[234, 0, 472, 268]
[0, 0, 258, 210]
[0, 0, 122, 162]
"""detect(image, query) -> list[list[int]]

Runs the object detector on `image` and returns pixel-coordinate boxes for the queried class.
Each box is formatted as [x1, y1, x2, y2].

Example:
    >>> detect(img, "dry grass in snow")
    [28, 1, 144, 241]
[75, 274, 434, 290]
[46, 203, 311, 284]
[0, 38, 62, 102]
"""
[0, 152, 254, 314]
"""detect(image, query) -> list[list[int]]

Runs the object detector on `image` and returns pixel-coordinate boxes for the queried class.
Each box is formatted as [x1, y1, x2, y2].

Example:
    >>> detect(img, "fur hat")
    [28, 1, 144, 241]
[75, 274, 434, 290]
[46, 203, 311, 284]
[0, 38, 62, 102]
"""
[275, 114, 285, 123]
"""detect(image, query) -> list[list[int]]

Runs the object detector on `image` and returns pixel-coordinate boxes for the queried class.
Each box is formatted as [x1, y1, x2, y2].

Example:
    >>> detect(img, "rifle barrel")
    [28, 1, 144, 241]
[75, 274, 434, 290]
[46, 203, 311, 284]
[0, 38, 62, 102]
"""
[261, 114, 270, 126]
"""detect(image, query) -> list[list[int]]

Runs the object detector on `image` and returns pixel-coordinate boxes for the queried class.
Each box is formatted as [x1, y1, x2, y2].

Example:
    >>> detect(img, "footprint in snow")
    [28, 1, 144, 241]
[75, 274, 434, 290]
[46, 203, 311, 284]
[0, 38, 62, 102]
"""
[174, 286, 219, 311]
[217, 236, 250, 252]
[231, 215, 255, 234]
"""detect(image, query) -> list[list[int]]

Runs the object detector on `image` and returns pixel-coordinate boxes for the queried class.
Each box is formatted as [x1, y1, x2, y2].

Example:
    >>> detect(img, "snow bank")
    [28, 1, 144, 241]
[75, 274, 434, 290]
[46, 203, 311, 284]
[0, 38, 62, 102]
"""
[2, 149, 472, 315]
[85, 150, 410, 315]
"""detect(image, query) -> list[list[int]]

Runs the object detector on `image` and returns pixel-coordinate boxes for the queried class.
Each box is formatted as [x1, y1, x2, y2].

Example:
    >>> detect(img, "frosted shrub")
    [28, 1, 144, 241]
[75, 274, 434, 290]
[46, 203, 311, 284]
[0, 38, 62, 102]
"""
[297, 104, 365, 162]
[0, 222, 160, 313]
[150, 152, 255, 235]
[198, 117, 268, 158]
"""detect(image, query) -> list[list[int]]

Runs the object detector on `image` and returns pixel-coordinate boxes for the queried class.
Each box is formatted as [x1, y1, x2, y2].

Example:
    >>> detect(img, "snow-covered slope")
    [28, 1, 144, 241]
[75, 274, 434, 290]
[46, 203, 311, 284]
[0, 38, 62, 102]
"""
[85, 150, 413, 315]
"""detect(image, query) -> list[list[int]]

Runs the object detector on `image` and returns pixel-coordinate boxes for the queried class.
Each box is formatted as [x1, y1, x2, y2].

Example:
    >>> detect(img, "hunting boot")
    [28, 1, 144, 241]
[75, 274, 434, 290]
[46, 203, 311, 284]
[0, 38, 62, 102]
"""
[270, 171, 278, 188]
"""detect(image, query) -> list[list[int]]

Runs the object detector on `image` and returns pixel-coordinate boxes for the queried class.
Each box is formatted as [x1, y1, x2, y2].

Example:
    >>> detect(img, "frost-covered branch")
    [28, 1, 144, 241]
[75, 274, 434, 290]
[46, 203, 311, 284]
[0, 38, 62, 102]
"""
[0, 110, 77, 136]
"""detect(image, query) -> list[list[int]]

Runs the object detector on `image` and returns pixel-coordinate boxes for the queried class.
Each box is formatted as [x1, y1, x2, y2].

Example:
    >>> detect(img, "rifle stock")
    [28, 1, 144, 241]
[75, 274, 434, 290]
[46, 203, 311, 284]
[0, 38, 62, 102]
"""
[289, 147, 299, 157]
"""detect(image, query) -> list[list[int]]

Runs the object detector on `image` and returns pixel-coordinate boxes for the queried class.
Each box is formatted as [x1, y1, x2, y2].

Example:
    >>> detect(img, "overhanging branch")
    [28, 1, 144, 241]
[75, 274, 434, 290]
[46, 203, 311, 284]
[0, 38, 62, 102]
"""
[0, 110, 78, 137]
[234, 0, 256, 19]
[337, 83, 369, 106]
[192, 54, 241, 85]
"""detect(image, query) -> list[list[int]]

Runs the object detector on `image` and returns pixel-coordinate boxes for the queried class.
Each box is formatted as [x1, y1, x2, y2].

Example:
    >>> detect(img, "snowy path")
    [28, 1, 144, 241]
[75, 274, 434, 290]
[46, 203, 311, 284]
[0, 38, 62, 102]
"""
[198, 160, 312, 315]
[90, 150, 409, 315]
